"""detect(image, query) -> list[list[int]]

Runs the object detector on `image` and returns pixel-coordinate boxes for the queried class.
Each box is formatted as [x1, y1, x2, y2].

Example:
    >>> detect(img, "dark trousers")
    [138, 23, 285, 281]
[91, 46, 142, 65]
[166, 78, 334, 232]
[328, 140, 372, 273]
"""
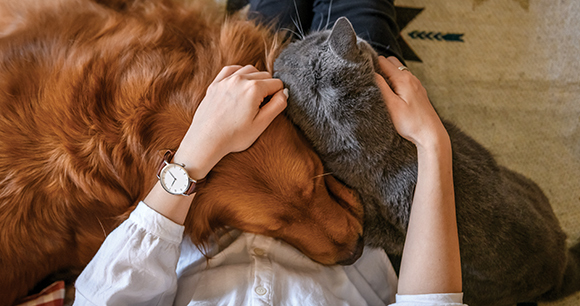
[248, 0, 404, 62]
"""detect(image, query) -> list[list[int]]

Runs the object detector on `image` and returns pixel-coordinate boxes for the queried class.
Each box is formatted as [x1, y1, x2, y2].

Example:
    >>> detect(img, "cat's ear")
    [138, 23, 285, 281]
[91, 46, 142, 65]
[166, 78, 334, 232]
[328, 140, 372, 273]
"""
[328, 17, 358, 61]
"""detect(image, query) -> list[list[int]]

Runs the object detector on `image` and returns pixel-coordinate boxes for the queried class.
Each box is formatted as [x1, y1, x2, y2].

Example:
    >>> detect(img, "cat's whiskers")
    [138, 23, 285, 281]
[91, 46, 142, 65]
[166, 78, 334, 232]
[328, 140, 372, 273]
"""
[290, 18, 304, 40]
[316, 17, 324, 32]
[312, 172, 333, 180]
[280, 27, 303, 40]
[364, 30, 375, 45]
[325, 0, 334, 30]
[292, 0, 305, 39]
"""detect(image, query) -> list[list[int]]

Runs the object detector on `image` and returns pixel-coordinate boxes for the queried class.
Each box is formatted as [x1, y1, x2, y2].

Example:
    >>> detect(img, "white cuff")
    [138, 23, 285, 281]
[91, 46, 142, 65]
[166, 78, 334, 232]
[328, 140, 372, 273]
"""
[391, 293, 466, 305]
[132, 201, 185, 245]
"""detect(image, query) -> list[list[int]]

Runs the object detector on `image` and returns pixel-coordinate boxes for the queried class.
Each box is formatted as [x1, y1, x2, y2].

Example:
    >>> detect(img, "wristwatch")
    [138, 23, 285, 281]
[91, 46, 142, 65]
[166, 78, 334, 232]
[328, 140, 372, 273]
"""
[156, 150, 205, 196]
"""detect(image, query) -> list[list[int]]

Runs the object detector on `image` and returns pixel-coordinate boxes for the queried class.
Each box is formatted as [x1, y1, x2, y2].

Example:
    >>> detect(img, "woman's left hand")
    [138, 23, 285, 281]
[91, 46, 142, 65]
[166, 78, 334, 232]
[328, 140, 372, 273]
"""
[374, 56, 447, 150]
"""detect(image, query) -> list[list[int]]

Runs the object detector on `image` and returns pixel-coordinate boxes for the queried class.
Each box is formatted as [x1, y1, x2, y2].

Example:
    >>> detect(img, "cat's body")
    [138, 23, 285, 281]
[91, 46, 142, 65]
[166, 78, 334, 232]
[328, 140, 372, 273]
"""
[274, 17, 580, 306]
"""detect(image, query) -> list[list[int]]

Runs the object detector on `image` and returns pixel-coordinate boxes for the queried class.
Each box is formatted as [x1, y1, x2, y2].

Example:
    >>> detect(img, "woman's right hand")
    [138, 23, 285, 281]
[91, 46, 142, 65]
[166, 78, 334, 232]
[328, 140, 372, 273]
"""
[175, 65, 288, 180]
[145, 65, 287, 224]
[374, 56, 448, 150]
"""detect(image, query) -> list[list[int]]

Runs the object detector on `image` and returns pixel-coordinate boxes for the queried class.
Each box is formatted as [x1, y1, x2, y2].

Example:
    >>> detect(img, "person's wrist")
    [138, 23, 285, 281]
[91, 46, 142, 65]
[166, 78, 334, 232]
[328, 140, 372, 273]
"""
[173, 136, 225, 181]
[415, 129, 451, 157]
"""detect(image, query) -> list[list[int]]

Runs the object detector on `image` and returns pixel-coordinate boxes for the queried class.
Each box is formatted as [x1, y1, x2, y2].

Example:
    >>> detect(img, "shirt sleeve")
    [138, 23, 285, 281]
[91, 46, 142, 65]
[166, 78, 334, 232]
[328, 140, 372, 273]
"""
[73, 201, 185, 306]
[389, 293, 467, 306]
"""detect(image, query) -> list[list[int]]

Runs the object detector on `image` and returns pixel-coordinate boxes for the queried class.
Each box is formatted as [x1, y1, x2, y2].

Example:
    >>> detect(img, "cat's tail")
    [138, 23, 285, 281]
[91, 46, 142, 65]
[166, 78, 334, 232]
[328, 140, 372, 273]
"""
[539, 241, 580, 301]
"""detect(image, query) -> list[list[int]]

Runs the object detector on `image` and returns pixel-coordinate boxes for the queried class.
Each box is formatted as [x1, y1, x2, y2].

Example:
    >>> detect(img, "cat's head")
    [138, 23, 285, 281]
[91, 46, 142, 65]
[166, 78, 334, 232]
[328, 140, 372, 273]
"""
[273, 17, 381, 121]
[273, 17, 396, 154]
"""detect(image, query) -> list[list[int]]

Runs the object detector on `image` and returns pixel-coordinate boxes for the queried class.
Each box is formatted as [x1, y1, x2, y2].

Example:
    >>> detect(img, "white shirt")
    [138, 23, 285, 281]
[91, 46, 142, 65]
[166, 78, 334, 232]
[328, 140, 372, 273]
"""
[74, 202, 466, 306]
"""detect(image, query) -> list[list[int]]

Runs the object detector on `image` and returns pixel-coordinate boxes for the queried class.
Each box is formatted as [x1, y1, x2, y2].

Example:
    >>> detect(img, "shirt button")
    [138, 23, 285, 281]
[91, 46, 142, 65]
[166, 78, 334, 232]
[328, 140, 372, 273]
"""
[255, 286, 267, 296]
[253, 248, 265, 256]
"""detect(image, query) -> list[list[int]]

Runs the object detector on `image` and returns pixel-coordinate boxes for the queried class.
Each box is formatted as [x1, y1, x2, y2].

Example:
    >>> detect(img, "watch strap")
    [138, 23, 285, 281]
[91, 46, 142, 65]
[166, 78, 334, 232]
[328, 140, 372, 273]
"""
[156, 150, 174, 179]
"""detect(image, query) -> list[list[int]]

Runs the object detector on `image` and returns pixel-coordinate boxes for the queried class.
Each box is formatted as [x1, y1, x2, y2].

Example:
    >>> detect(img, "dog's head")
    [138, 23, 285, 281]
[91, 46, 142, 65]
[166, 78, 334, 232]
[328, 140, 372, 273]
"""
[189, 116, 365, 265]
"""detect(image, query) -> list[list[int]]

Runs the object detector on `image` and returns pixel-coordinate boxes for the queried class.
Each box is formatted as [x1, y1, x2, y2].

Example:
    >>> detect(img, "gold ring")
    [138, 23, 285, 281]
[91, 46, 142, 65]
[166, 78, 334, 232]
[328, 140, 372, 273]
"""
[398, 65, 410, 72]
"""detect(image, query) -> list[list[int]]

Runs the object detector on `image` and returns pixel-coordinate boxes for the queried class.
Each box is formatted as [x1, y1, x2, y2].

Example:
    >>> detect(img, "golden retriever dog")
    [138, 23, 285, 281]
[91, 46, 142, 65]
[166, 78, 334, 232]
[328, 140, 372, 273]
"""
[0, 0, 364, 303]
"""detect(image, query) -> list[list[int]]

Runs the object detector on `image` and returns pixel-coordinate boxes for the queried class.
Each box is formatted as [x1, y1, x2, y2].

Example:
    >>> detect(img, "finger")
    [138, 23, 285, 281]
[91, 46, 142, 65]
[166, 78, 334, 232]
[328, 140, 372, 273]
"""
[378, 56, 417, 97]
[214, 65, 243, 83]
[386, 56, 412, 76]
[378, 56, 402, 80]
[231, 64, 260, 76]
[244, 71, 273, 80]
[386, 56, 404, 68]
[254, 88, 287, 129]
[374, 73, 404, 108]
[254, 78, 284, 98]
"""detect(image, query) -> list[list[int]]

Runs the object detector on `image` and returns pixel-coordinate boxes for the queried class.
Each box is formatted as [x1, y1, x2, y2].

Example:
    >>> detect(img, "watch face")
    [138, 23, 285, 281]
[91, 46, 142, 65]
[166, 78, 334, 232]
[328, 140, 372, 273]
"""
[159, 163, 190, 195]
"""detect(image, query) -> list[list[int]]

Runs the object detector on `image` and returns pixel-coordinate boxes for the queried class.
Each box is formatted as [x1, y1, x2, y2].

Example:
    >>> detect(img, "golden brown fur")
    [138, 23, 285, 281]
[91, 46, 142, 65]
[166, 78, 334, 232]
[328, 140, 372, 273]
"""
[0, 0, 364, 303]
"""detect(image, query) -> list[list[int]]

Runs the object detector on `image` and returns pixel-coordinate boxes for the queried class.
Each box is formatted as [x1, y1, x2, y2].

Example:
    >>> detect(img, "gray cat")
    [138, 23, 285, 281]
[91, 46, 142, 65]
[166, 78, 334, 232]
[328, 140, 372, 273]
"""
[273, 17, 580, 306]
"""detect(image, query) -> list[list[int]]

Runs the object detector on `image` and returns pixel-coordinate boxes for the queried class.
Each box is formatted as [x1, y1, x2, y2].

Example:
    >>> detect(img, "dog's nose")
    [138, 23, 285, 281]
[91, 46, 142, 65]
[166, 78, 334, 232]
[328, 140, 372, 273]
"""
[336, 235, 364, 266]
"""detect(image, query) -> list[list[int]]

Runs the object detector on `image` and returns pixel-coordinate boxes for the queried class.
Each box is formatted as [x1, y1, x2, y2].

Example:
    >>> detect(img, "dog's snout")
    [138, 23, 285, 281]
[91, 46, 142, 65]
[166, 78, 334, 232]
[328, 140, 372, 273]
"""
[336, 235, 364, 266]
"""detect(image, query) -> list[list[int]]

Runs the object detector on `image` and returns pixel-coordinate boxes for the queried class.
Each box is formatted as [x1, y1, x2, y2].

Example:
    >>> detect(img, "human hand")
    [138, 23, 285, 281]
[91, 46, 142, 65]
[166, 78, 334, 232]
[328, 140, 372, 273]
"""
[175, 65, 287, 179]
[376, 58, 460, 294]
[374, 56, 448, 150]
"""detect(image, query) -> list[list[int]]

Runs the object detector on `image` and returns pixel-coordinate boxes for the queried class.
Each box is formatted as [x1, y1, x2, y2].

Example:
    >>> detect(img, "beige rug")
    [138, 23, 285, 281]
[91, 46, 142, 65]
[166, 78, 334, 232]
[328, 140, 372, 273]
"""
[395, 0, 580, 304]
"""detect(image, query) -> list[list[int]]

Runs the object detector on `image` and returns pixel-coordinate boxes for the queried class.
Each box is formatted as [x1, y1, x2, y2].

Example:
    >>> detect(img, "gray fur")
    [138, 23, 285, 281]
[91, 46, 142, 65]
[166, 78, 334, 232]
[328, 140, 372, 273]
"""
[274, 17, 580, 306]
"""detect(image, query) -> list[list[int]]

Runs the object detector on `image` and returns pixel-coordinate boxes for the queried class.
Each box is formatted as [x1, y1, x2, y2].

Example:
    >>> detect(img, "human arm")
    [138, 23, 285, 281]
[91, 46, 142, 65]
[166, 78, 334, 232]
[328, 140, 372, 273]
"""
[73, 65, 287, 305]
[73, 202, 185, 306]
[375, 56, 462, 295]
[145, 65, 288, 224]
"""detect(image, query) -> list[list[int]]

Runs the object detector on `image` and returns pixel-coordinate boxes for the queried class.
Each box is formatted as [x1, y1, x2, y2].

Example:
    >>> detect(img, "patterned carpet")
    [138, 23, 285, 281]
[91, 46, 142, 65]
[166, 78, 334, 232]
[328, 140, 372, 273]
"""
[395, 0, 580, 305]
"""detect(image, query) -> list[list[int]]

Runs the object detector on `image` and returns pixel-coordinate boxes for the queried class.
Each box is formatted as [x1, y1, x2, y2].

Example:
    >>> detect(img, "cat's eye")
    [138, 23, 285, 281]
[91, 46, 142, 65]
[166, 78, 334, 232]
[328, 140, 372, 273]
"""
[309, 59, 322, 82]
[314, 70, 322, 82]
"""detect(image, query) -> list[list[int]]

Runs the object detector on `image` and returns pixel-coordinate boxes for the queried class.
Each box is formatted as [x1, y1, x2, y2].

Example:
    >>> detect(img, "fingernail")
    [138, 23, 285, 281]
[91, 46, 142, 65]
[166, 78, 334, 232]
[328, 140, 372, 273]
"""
[283, 88, 289, 99]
